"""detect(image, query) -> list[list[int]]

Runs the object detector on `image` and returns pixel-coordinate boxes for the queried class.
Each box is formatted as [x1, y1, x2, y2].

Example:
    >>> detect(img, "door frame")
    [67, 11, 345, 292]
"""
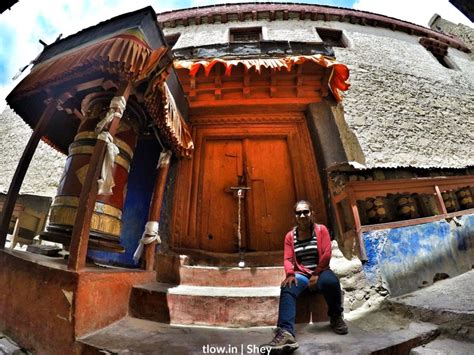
[170, 112, 326, 251]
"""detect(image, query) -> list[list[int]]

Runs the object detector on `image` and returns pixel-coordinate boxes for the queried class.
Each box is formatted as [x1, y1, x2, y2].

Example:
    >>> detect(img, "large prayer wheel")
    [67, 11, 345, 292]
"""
[48, 93, 142, 243]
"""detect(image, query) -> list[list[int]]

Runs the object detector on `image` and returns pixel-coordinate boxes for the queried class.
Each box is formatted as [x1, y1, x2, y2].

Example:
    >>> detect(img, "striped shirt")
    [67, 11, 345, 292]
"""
[293, 227, 319, 273]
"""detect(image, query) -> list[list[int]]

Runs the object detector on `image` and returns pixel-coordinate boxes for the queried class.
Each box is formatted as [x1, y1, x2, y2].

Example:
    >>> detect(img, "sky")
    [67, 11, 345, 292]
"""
[0, 0, 471, 112]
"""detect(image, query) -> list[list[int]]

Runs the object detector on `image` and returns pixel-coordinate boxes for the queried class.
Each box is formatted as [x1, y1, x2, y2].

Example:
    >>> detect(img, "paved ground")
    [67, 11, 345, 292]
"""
[80, 312, 438, 354]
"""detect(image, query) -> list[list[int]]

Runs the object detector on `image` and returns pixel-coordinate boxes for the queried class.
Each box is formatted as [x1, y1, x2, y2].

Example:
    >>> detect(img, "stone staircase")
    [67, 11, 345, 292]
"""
[128, 252, 328, 327]
[77, 258, 474, 354]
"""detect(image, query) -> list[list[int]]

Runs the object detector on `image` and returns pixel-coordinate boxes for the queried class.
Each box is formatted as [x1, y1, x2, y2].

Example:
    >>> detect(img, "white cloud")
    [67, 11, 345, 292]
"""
[353, 0, 472, 27]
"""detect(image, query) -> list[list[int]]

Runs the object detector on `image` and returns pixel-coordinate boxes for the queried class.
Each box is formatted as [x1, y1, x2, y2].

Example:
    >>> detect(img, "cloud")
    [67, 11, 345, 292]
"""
[353, 0, 472, 27]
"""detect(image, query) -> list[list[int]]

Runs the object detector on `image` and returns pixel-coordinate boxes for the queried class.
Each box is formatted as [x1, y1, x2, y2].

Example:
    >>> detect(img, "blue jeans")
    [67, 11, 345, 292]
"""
[277, 270, 343, 336]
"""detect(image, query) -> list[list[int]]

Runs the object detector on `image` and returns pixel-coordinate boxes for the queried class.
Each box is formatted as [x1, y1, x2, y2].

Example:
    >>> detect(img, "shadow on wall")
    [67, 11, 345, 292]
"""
[362, 214, 474, 296]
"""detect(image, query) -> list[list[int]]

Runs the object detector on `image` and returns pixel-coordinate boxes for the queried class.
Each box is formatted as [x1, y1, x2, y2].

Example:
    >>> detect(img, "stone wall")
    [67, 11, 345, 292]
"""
[0, 107, 65, 197]
[164, 19, 474, 170]
[363, 213, 474, 296]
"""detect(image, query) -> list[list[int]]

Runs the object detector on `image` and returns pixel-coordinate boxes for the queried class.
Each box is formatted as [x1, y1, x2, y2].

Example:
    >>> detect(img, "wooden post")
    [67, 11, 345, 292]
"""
[347, 188, 368, 262]
[434, 185, 448, 215]
[67, 82, 132, 271]
[144, 150, 172, 271]
[0, 100, 58, 249]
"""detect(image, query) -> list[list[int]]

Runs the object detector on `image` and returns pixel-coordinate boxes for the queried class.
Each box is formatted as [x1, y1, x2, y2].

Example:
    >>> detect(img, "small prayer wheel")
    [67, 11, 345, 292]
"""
[395, 194, 419, 219]
[456, 187, 473, 209]
[442, 191, 459, 213]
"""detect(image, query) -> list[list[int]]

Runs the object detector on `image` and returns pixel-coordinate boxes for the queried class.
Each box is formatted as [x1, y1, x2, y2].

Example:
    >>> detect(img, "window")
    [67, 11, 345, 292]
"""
[316, 27, 346, 47]
[419, 37, 454, 69]
[165, 33, 180, 48]
[229, 27, 262, 42]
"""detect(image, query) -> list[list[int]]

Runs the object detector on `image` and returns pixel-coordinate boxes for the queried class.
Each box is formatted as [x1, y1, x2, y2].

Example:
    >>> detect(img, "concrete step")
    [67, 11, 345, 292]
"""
[410, 336, 474, 354]
[387, 270, 474, 331]
[78, 311, 439, 355]
[129, 282, 328, 327]
[160, 264, 285, 287]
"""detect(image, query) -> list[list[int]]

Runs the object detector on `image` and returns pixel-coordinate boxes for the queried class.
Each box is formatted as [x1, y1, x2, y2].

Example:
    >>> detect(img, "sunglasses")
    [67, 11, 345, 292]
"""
[295, 209, 311, 217]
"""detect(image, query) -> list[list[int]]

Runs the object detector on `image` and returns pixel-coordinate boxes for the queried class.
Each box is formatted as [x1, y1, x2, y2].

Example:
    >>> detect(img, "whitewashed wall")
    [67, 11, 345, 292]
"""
[165, 19, 474, 169]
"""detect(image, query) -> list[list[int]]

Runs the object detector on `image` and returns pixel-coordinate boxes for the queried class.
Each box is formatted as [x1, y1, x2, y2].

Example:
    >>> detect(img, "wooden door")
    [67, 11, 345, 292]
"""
[197, 137, 296, 252]
[245, 138, 296, 251]
[171, 119, 327, 254]
[198, 140, 243, 252]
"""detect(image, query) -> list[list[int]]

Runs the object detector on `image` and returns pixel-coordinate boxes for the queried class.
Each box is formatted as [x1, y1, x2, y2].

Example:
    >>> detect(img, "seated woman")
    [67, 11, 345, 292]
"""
[264, 200, 348, 353]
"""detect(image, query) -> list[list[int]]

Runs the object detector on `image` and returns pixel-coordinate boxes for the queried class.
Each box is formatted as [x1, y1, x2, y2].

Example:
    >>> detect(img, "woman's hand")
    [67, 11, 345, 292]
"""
[309, 275, 319, 291]
[281, 275, 298, 288]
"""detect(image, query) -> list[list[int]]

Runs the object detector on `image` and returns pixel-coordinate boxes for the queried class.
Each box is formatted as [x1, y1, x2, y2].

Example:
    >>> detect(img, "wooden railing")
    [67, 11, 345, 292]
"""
[330, 175, 474, 261]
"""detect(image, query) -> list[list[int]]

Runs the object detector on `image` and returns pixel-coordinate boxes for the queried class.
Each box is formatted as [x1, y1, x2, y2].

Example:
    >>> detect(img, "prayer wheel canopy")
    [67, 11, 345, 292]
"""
[6, 6, 192, 156]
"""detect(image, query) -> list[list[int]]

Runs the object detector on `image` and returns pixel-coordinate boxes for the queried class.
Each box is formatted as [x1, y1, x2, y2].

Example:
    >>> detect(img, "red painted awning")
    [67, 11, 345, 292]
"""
[175, 55, 350, 102]
[8, 29, 193, 157]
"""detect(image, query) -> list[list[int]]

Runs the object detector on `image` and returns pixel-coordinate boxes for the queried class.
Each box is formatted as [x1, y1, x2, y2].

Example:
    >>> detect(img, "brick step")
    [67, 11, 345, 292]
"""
[129, 282, 328, 327]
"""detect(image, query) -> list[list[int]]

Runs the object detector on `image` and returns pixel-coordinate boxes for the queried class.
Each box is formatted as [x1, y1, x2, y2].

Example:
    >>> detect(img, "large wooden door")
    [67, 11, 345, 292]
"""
[197, 137, 296, 252]
[171, 119, 326, 254]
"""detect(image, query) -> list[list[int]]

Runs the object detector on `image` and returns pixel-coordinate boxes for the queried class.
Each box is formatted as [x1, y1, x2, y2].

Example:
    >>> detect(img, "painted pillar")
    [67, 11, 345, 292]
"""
[0, 99, 58, 248]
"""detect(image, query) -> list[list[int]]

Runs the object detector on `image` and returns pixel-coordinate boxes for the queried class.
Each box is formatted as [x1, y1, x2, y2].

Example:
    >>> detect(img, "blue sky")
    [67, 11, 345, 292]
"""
[0, 0, 471, 112]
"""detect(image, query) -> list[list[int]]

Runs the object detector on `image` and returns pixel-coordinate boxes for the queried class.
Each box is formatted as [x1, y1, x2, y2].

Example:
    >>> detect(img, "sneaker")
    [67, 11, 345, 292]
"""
[261, 327, 299, 353]
[330, 314, 348, 335]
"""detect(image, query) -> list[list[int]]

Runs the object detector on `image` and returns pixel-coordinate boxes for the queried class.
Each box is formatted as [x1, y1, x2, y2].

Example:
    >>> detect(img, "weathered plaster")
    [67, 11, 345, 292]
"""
[165, 19, 323, 49]
[0, 107, 65, 196]
[166, 19, 474, 169]
[363, 214, 474, 296]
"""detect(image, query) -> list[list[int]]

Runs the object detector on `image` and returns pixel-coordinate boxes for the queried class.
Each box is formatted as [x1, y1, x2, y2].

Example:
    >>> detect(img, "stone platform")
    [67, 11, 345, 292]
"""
[78, 311, 438, 354]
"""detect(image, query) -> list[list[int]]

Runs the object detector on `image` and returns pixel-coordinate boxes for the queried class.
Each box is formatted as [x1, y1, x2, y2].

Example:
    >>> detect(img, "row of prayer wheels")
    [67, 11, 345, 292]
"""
[361, 186, 473, 225]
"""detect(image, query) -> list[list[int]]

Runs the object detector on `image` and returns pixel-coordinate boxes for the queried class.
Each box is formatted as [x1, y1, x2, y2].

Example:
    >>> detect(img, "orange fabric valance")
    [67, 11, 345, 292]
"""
[175, 55, 350, 102]
[13, 31, 167, 96]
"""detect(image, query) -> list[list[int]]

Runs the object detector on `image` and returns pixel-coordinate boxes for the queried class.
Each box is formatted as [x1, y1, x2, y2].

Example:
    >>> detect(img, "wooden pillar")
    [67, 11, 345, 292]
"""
[0, 99, 58, 249]
[347, 188, 368, 262]
[67, 82, 132, 271]
[144, 150, 172, 271]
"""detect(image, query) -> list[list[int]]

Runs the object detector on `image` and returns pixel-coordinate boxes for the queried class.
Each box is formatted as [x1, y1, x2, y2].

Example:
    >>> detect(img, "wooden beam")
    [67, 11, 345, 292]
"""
[144, 151, 172, 271]
[434, 185, 448, 215]
[67, 82, 132, 271]
[347, 175, 474, 200]
[360, 208, 474, 232]
[347, 187, 368, 261]
[0, 99, 58, 249]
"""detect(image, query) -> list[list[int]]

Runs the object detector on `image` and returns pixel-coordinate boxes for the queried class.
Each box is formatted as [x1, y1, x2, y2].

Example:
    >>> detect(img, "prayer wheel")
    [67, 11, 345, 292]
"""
[456, 187, 473, 209]
[48, 94, 140, 243]
[395, 194, 419, 220]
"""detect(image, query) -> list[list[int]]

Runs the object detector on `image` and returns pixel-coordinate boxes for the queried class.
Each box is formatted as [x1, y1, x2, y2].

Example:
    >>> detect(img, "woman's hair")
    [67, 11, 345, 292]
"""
[294, 200, 313, 212]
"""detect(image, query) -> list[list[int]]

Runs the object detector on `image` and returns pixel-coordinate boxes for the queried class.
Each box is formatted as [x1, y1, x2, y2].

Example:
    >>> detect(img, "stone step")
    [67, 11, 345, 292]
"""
[78, 312, 439, 355]
[129, 282, 328, 327]
[159, 264, 285, 287]
[156, 251, 286, 287]
[410, 336, 474, 354]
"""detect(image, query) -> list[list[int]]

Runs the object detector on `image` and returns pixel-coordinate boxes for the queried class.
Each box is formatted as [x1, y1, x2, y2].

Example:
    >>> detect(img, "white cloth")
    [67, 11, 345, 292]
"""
[157, 150, 172, 168]
[97, 132, 119, 195]
[133, 221, 161, 262]
[95, 96, 127, 134]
